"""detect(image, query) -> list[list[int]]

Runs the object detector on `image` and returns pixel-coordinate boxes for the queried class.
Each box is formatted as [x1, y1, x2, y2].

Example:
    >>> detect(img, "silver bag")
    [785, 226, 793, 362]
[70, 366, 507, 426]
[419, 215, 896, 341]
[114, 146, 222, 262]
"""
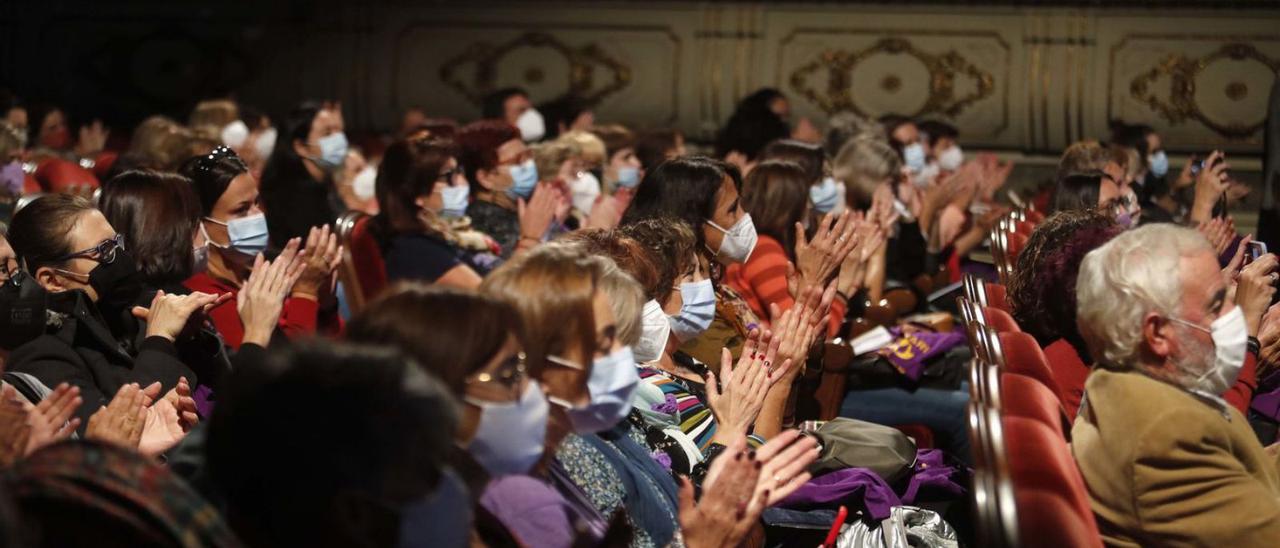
[837, 506, 958, 548]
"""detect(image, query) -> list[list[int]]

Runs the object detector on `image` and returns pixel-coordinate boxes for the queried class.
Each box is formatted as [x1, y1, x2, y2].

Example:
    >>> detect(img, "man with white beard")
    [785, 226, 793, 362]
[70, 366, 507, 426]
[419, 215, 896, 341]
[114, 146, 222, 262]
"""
[1072, 223, 1280, 546]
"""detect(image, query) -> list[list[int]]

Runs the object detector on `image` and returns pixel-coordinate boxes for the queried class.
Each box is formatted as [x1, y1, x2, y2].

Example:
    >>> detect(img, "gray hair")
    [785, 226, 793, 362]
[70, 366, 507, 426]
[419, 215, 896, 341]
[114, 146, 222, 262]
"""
[1075, 223, 1213, 370]
[832, 135, 901, 209]
[824, 111, 884, 158]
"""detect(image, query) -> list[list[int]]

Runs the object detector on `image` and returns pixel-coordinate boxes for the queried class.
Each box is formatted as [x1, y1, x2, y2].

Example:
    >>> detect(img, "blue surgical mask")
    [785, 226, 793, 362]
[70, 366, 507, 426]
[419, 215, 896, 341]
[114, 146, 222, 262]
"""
[314, 132, 349, 170]
[466, 380, 549, 476]
[903, 143, 926, 172]
[440, 185, 470, 219]
[505, 159, 539, 200]
[615, 166, 641, 189]
[202, 213, 270, 259]
[810, 177, 840, 214]
[548, 346, 639, 433]
[1148, 150, 1169, 178]
[669, 279, 715, 343]
[396, 467, 472, 548]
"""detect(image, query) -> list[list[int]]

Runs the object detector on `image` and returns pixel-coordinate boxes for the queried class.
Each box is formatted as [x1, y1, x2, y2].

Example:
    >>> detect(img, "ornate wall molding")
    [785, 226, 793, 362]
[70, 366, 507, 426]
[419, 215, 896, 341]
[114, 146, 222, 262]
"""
[788, 37, 995, 119]
[438, 31, 633, 107]
[1128, 42, 1280, 139]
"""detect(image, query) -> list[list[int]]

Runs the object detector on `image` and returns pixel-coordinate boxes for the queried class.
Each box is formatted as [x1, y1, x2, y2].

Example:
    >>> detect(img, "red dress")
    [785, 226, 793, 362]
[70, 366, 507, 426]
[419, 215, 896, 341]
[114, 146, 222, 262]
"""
[184, 273, 342, 350]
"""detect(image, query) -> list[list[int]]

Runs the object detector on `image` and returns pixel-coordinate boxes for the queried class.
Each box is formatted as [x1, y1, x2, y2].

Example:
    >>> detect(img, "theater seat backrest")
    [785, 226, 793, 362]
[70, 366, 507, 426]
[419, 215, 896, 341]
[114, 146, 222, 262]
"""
[34, 158, 99, 196]
[335, 212, 386, 314]
[984, 282, 1009, 313]
[1001, 415, 1101, 548]
[1001, 372, 1069, 440]
[1006, 232, 1029, 265]
[982, 305, 1020, 333]
[998, 332, 1069, 412]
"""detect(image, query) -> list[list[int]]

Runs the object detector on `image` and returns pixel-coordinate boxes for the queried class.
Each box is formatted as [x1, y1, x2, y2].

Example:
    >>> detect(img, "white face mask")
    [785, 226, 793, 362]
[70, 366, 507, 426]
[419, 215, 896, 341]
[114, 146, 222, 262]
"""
[220, 120, 249, 149]
[1170, 305, 1247, 396]
[937, 146, 964, 171]
[569, 170, 602, 213]
[634, 300, 671, 363]
[516, 108, 546, 142]
[706, 213, 759, 264]
[352, 165, 377, 201]
[254, 127, 278, 161]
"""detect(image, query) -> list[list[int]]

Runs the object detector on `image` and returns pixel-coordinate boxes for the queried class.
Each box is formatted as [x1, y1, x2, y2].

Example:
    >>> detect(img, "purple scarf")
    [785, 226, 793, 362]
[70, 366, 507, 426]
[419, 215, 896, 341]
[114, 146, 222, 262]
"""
[777, 449, 967, 520]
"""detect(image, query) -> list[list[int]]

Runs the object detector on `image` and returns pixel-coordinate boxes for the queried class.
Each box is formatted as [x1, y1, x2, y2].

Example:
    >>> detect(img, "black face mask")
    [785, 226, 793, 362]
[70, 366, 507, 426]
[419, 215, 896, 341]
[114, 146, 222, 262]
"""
[0, 269, 50, 350]
[87, 250, 144, 314]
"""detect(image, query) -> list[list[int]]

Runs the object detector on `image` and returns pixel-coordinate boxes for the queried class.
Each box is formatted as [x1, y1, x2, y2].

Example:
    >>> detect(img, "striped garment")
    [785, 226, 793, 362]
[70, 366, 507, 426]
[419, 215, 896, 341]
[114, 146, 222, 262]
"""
[637, 364, 764, 460]
[724, 235, 847, 337]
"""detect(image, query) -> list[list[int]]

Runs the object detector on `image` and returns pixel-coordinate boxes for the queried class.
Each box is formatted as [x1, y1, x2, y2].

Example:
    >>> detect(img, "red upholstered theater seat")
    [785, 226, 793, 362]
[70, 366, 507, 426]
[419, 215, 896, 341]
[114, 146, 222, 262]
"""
[981, 306, 1021, 334]
[34, 158, 99, 195]
[1024, 208, 1045, 224]
[1006, 232, 1029, 265]
[1000, 372, 1069, 440]
[1002, 415, 1101, 548]
[997, 332, 1065, 400]
[335, 211, 387, 314]
[983, 282, 1009, 313]
[1042, 339, 1090, 422]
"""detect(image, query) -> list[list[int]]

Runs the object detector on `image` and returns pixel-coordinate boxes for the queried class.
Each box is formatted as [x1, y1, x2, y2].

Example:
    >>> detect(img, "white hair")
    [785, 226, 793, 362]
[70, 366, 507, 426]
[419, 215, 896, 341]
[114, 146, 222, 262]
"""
[1075, 223, 1213, 370]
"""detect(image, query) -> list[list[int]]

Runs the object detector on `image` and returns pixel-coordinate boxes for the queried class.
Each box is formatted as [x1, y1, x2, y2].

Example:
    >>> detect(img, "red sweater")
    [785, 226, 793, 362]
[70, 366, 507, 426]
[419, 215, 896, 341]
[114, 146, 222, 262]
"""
[185, 273, 342, 350]
[725, 236, 847, 337]
[1045, 338, 1257, 419]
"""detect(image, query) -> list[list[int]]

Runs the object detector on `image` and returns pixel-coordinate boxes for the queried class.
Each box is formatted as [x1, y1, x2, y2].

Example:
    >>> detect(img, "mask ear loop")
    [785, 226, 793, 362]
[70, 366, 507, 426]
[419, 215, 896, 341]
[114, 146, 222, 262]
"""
[199, 220, 231, 250]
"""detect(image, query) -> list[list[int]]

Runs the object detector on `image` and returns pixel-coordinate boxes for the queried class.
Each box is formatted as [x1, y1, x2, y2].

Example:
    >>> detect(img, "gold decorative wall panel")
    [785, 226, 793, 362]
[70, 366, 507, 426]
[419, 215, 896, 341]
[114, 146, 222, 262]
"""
[325, 2, 1280, 154]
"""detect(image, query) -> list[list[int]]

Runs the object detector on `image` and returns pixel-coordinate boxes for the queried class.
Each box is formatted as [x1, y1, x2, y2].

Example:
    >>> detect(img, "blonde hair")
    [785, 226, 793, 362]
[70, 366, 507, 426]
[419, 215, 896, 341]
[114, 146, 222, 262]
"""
[832, 135, 901, 209]
[532, 140, 580, 182]
[558, 130, 606, 168]
[544, 241, 645, 347]
[189, 99, 239, 130]
[480, 245, 606, 374]
[125, 116, 196, 172]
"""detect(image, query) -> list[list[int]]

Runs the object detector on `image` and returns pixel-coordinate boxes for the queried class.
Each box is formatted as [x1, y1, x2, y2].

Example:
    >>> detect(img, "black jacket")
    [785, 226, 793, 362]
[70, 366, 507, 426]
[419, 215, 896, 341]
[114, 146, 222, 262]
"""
[5, 290, 196, 428]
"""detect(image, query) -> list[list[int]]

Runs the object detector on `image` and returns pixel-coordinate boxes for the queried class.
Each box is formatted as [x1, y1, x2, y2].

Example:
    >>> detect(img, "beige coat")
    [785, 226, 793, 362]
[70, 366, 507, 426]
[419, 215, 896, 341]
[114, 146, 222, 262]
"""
[1072, 369, 1280, 547]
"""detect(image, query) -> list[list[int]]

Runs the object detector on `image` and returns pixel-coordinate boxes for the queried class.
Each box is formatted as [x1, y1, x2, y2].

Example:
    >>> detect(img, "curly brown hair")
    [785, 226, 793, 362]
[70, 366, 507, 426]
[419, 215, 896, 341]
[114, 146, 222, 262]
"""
[1007, 209, 1123, 359]
[619, 217, 697, 307]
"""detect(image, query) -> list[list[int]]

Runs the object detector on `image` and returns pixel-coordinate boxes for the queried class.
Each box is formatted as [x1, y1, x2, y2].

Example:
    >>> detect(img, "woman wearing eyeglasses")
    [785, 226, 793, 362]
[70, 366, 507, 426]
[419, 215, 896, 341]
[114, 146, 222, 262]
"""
[371, 137, 500, 288]
[180, 146, 342, 350]
[346, 284, 589, 547]
[3, 194, 220, 427]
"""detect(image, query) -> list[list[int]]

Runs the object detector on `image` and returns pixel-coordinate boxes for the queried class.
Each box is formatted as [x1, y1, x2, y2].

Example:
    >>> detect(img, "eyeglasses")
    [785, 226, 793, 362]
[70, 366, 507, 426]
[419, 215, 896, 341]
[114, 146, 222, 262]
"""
[469, 352, 528, 395]
[192, 146, 238, 173]
[56, 234, 125, 264]
[1102, 194, 1134, 211]
[437, 168, 459, 183]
